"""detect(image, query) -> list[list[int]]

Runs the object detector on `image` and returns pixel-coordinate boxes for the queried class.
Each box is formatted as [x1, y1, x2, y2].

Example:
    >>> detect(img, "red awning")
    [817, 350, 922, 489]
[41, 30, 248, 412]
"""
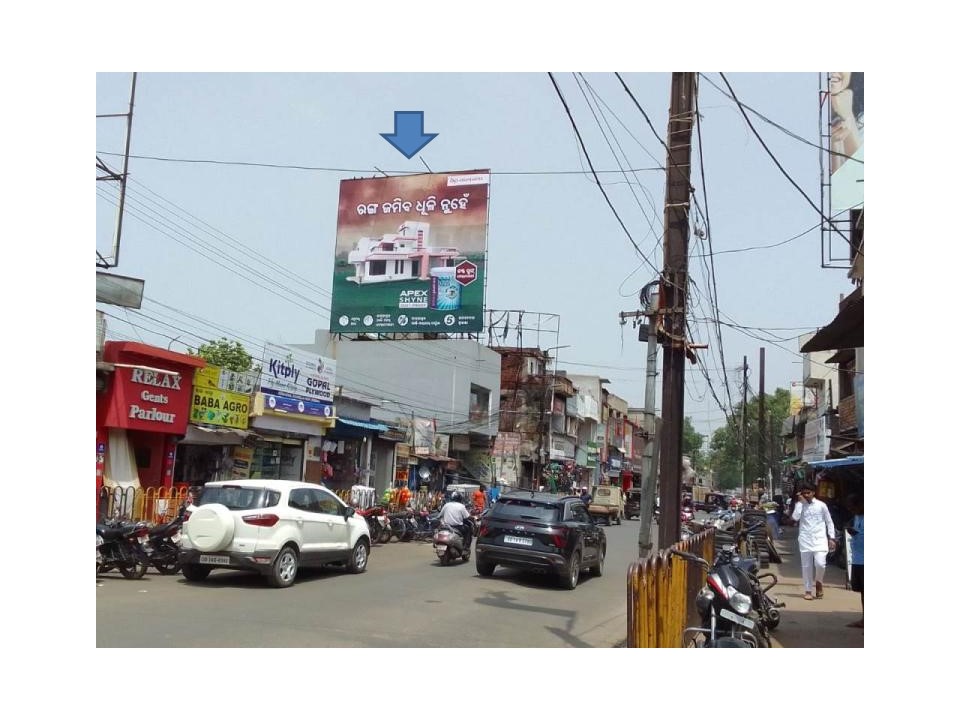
[102, 341, 207, 368]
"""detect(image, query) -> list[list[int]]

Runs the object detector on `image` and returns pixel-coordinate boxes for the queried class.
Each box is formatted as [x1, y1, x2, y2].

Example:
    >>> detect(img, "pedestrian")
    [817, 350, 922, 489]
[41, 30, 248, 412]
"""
[487, 481, 501, 506]
[580, 486, 592, 506]
[763, 498, 783, 539]
[845, 493, 864, 628]
[472, 485, 486, 513]
[791, 483, 837, 601]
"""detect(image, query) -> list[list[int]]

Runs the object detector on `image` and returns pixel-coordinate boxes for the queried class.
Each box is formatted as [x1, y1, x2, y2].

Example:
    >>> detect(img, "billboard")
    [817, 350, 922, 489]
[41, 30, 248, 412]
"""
[827, 72, 864, 213]
[330, 170, 490, 333]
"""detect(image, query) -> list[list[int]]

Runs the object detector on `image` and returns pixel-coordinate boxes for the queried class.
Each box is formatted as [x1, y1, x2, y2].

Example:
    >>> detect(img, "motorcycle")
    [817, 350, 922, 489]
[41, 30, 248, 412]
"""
[433, 517, 475, 565]
[410, 508, 442, 541]
[357, 506, 392, 544]
[669, 524, 773, 647]
[96, 518, 150, 579]
[143, 514, 184, 574]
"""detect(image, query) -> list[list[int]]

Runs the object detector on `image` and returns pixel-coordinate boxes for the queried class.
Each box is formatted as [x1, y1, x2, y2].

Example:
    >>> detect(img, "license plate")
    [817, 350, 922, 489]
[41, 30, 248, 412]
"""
[719, 608, 755, 629]
[171, 532, 181, 543]
[138, 536, 148, 544]
[504, 535, 533, 546]
[199, 554, 231, 565]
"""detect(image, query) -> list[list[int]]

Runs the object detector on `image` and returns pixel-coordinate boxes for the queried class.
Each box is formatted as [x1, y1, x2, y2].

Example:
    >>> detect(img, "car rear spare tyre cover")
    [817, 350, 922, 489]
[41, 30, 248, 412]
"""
[186, 503, 235, 552]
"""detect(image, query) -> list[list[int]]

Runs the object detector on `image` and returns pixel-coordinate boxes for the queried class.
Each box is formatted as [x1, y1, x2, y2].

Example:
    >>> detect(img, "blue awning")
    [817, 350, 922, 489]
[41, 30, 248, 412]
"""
[807, 456, 863, 468]
[336, 416, 389, 433]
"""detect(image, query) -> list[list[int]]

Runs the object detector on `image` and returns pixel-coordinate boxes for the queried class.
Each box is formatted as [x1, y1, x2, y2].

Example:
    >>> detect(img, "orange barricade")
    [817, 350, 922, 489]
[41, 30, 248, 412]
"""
[626, 527, 715, 648]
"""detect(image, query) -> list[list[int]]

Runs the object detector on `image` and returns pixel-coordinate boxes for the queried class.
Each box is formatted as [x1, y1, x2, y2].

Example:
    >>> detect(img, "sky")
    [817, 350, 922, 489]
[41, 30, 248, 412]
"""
[95, 70, 851, 443]
[12, 0, 933, 707]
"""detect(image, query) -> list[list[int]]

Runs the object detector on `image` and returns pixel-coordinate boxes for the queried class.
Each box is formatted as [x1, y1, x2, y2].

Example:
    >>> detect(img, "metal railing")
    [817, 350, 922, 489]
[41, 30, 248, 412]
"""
[627, 527, 715, 648]
[97, 485, 192, 524]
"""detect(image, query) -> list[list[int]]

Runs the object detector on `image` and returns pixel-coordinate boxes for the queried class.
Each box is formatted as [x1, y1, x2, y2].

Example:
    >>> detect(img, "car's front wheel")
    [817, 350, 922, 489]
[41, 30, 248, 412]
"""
[267, 546, 299, 588]
[347, 539, 369, 574]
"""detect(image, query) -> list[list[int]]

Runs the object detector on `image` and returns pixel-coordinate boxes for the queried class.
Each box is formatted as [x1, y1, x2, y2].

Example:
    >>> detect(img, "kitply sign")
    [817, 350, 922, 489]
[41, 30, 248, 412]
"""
[260, 342, 337, 404]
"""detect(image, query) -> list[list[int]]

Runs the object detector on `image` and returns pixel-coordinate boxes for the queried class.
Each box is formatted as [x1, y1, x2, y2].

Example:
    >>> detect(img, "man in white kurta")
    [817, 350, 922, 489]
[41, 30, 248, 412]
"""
[791, 485, 837, 600]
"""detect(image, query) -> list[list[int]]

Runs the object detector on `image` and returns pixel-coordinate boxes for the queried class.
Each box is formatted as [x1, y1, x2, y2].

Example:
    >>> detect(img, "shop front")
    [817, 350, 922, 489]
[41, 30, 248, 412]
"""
[247, 392, 336, 481]
[174, 364, 258, 487]
[322, 416, 390, 493]
[98, 342, 205, 493]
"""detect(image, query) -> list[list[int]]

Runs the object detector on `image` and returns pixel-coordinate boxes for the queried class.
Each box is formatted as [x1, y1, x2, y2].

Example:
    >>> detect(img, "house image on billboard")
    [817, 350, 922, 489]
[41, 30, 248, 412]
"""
[346, 221, 463, 285]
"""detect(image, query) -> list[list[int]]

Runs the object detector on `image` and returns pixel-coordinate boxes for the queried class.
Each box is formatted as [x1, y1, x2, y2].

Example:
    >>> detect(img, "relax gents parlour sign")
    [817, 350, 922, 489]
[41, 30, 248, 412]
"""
[106, 366, 194, 434]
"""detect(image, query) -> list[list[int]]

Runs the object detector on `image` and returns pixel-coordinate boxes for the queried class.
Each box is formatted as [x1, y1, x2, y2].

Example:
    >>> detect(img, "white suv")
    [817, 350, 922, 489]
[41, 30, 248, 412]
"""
[179, 479, 371, 588]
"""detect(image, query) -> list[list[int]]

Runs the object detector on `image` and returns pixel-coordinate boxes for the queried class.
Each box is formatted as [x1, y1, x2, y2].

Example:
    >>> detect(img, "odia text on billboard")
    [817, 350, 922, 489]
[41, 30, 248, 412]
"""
[330, 170, 490, 333]
[260, 342, 337, 404]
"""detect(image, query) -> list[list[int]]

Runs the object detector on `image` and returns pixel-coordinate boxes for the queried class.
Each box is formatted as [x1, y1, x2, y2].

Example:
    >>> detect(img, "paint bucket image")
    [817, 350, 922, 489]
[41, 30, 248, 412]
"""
[429, 267, 461, 310]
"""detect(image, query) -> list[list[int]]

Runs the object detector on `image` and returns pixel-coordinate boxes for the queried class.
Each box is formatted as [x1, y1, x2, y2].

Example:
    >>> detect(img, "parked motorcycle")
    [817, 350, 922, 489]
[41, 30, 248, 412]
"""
[357, 506, 392, 544]
[669, 525, 773, 648]
[143, 514, 184, 574]
[409, 508, 442, 541]
[96, 519, 150, 579]
[433, 518, 475, 565]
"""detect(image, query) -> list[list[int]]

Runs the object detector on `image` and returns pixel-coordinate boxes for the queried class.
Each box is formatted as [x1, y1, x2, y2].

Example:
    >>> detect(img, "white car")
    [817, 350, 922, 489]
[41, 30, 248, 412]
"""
[179, 479, 371, 588]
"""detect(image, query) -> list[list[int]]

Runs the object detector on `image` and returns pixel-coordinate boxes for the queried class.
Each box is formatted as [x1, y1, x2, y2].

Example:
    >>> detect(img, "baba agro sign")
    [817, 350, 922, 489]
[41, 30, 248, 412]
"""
[190, 368, 251, 430]
[330, 170, 490, 334]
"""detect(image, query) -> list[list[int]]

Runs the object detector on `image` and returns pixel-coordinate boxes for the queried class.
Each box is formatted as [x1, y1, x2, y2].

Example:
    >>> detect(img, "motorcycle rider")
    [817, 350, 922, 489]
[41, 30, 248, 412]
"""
[438, 491, 473, 547]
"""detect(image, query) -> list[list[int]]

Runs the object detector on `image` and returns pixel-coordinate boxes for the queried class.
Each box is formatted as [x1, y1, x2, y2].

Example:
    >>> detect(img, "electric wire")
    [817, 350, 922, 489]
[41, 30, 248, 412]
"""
[547, 72, 666, 285]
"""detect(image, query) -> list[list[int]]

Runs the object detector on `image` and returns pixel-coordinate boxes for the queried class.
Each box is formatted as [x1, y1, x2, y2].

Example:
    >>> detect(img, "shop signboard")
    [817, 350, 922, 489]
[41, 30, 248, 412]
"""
[802, 416, 828, 464]
[104, 365, 193, 434]
[259, 392, 335, 419]
[260, 342, 337, 404]
[413, 417, 436, 456]
[190, 385, 250, 429]
[330, 170, 490, 334]
[195, 365, 258, 395]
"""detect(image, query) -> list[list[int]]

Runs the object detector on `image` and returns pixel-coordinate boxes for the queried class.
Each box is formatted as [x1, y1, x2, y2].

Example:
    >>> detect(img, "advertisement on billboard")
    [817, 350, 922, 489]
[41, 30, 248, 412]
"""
[330, 170, 490, 334]
[260, 342, 337, 405]
[827, 72, 864, 213]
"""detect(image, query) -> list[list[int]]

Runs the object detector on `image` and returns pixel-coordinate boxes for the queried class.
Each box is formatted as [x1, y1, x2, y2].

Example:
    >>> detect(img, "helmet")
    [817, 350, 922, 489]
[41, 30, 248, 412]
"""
[451, 491, 463, 503]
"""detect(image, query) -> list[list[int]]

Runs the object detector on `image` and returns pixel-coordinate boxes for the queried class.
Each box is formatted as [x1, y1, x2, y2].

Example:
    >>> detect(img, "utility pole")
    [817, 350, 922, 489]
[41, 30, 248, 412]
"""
[626, 286, 660, 558]
[758, 347, 765, 497]
[741, 356, 748, 501]
[657, 72, 698, 549]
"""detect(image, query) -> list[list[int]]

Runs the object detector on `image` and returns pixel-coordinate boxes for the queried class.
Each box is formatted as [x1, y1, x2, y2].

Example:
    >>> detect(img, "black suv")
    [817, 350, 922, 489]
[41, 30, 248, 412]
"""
[474, 491, 606, 589]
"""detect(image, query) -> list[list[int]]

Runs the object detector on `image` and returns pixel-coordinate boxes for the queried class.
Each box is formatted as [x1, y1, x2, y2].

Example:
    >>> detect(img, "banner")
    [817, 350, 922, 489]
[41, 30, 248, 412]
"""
[330, 170, 490, 333]
[827, 72, 864, 213]
[260, 342, 337, 404]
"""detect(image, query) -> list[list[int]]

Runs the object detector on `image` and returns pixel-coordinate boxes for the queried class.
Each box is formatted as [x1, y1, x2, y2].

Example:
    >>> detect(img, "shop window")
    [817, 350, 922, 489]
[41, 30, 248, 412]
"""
[470, 385, 490, 423]
[134, 447, 151, 469]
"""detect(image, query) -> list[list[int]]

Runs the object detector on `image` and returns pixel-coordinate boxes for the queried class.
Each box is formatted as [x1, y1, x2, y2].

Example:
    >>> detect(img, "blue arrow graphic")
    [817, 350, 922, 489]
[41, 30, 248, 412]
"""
[380, 111, 438, 159]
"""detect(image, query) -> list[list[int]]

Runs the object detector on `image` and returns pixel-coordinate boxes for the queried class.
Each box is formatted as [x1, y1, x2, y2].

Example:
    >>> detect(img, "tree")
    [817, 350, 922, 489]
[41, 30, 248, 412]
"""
[706, 387, 791, 491]
[682, 416, 705, 471]
[192, 338, 255, 372]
